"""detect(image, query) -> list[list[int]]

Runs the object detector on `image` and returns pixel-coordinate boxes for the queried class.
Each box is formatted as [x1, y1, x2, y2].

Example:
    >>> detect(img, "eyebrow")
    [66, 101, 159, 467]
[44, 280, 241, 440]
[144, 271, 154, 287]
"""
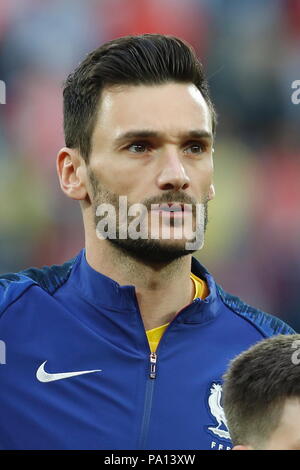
[114, 129, 213, 146]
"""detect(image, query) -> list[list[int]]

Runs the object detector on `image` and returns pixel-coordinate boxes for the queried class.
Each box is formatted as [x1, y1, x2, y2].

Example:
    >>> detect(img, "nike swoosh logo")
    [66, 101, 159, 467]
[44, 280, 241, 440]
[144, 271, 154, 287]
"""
[36, 361, 102, 383]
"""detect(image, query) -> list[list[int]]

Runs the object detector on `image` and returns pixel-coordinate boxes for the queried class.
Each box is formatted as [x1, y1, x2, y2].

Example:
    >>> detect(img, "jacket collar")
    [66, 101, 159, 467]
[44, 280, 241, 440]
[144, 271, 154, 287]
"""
[69, 249, 221, 323]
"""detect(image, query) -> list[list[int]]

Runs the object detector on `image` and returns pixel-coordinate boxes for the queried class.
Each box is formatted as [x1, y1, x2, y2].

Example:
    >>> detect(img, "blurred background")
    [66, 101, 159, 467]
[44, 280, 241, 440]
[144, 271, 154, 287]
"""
[0, 0, 299, 330]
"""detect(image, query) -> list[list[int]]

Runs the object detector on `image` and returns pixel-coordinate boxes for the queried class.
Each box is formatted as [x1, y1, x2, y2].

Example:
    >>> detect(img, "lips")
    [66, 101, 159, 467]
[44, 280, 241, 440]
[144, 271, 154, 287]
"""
[156, 203, 192, 212]
[159, 203, 182, 212]
[149, 203, 193, 220]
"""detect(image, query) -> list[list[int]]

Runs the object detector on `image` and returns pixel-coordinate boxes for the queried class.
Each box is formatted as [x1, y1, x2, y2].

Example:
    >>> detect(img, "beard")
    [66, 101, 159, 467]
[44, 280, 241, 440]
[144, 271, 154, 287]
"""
[88, 169, 209, 264]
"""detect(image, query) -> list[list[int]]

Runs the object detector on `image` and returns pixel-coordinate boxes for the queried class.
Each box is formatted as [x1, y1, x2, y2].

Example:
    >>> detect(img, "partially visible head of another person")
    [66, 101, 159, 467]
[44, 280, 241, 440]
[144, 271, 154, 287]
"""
[223, 334, 300, 450]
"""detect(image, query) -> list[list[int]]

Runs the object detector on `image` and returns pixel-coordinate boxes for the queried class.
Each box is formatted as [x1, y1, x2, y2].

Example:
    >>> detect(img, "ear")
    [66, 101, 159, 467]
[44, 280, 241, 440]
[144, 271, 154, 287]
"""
[56, 147, 88, 201]
[208, 183, 215, 201]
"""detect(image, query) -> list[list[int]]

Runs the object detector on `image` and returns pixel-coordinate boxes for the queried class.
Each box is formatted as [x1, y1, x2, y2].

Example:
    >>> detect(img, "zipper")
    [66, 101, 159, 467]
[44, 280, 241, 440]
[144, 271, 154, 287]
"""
[138, 298, 202, 449]
[149, 352, 157, 379]
[138, 353, 157, 449]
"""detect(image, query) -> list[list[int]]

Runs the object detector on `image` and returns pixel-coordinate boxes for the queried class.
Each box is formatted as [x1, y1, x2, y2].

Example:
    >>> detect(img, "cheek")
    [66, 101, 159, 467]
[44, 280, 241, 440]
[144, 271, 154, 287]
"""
[91, 161, 144, 196]
[190, 164, 214, 194]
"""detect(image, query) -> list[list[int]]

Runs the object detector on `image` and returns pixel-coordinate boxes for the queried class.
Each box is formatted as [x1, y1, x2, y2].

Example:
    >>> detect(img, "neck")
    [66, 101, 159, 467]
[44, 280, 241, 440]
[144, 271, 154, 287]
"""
[85, 238, 195, 331]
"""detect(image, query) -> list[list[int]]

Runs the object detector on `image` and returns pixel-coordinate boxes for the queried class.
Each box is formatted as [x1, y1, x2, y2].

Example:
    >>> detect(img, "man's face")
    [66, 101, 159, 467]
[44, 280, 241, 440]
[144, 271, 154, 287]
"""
[86, 82, 214, 263]
[263, 398, 300, 450]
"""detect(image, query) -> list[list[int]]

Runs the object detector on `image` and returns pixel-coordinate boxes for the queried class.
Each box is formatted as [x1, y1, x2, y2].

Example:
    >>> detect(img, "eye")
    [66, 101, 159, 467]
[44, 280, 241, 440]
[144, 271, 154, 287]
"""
[126, 142, 150, 153]
[184, 142, 206, 155]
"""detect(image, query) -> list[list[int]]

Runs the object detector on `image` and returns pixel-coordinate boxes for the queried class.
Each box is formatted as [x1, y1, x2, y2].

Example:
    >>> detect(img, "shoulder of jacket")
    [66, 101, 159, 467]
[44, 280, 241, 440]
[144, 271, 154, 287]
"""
[0, 255, 77, 317]
[216, 283, 296, 337]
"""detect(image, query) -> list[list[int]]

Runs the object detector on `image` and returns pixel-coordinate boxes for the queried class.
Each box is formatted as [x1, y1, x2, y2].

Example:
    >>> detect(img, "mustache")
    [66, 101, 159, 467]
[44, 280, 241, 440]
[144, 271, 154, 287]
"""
[141, 192, 198, 209]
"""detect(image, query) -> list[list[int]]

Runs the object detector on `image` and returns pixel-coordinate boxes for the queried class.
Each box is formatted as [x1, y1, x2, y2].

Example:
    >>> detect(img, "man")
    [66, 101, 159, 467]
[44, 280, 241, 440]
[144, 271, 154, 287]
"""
[223, 334, 300, 450]
[0, 34, 295, 450]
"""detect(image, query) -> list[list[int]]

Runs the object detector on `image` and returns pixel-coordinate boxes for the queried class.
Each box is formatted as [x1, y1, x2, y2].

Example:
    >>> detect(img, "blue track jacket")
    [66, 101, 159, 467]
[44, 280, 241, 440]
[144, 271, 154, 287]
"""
[0, 249, 295, 450]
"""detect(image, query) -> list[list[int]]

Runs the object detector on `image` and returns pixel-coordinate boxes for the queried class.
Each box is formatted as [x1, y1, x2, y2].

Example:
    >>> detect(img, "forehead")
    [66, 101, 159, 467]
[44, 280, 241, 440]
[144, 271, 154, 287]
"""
[94, 82, 212, 138]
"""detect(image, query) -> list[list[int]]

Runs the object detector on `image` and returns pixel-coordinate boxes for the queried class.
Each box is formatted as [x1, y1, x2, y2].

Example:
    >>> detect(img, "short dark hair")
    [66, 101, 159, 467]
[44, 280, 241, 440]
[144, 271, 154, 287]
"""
[63, 33, 217, 162]
[222, 334, 300, 449]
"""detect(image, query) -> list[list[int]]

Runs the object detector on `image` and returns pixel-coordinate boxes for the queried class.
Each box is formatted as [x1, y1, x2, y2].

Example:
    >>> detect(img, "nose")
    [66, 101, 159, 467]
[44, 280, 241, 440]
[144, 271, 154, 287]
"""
[156, 152, 190, 191]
